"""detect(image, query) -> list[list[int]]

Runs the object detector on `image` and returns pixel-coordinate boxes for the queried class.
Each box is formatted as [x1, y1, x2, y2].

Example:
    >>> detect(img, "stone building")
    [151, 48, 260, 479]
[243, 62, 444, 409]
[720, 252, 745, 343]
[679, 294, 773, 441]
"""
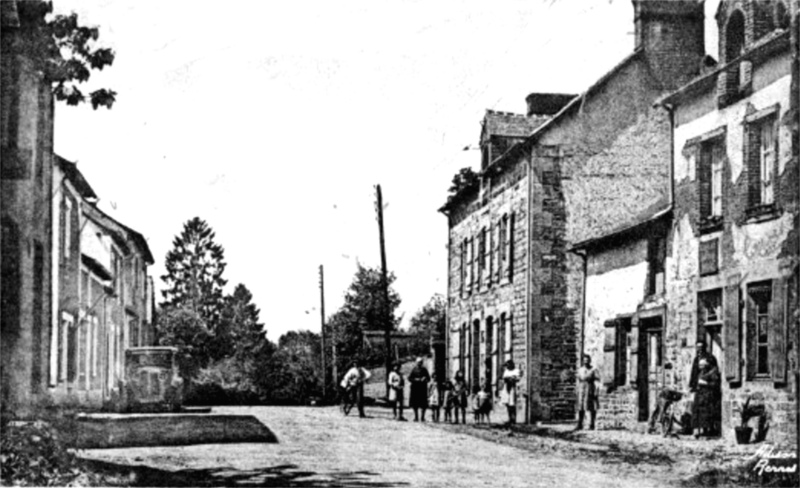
[1, 0, 56, 415]
[442, 0, 708, 423]
[657, 0, 799, 442]
[441, 98, 573, 420]
[50, 156, 155, 409]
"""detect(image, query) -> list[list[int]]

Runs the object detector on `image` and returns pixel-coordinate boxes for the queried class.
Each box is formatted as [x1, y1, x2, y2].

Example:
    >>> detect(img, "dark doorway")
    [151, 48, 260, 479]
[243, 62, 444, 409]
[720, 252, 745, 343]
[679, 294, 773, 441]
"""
[471, 319, 480, 389]
[637, 316, 663, 421]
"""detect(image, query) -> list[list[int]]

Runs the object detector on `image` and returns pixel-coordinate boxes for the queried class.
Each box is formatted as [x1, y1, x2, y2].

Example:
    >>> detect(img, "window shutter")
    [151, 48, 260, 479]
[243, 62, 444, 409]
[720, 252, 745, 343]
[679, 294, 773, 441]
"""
[746, 124, 761, 208]
[629, 323, 639, 388]
[724, 274, 742, 382]
[602, 319, 617, 387]
[615, 323, 627, 387]
[745, 290, 757, 381]
[698, 145, 712, 219]
[770, 277, 787, 383]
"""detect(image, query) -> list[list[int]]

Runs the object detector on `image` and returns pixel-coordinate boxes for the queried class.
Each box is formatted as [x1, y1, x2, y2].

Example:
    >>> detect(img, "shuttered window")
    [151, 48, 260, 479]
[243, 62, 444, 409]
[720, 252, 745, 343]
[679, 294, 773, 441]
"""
[746, 279, 788, 383]
[602, 319, 628, 388]
[746, 113, 778, 211]
[697, 137, 725, 222]
[507, 213, 515, 282]
[724, 275, 742, 382]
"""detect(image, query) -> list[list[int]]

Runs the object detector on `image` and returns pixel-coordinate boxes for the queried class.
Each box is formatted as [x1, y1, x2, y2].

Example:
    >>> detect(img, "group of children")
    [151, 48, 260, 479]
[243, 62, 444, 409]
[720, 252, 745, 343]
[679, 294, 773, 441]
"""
[422, 372, 494, 424]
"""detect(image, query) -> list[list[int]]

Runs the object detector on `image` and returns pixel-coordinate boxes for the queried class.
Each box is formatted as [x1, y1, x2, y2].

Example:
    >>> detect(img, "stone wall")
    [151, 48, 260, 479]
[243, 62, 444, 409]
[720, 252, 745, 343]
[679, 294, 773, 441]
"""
[670, 45, 798, 443]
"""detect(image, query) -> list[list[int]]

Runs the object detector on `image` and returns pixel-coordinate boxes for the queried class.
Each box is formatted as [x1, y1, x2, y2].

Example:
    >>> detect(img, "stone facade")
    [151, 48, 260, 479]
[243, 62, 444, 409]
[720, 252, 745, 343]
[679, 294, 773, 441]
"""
[1, 1, 56, 415]
[660, 0, 800, 444]
[441, 0, 707, 424]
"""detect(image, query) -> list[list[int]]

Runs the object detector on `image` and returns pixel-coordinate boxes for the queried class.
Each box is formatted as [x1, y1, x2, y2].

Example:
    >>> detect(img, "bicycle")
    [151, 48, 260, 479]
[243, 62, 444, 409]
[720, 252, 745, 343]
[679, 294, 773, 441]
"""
[648, 388, 689, 437]
[340, 386, 356, 416]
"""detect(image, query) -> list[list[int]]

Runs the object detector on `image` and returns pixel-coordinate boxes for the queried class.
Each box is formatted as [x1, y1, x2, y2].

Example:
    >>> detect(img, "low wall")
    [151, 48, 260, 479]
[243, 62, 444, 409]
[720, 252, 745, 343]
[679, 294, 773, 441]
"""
[74, 413, 277, 449]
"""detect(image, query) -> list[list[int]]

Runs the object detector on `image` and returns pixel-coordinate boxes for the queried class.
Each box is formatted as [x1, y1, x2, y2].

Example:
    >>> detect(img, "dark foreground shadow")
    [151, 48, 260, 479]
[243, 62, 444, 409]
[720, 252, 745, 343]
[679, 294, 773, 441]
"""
[85, 459, 410, 488]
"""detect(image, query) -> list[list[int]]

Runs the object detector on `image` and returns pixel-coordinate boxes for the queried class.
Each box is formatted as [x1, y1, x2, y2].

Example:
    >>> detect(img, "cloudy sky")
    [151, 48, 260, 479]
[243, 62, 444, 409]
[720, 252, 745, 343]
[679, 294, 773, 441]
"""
[51, 0, 720, 340]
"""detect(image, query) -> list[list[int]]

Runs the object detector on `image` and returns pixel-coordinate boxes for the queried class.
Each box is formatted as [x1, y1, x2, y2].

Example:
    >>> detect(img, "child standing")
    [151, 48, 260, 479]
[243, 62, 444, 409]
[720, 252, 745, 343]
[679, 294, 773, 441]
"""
[451, 370, 469, 424]
[428, 373, 441, 422]
[441, 379, 453, 423]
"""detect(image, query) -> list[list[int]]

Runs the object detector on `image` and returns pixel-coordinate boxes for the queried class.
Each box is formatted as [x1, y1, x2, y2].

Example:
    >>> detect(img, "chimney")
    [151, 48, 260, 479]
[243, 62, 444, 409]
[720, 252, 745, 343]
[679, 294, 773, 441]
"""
[632, 0, 705, 90]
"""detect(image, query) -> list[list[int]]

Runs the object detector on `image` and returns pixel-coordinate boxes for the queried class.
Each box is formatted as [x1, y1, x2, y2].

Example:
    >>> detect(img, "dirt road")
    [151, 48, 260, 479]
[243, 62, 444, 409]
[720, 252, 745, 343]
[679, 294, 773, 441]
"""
[79, 406, 677, 487]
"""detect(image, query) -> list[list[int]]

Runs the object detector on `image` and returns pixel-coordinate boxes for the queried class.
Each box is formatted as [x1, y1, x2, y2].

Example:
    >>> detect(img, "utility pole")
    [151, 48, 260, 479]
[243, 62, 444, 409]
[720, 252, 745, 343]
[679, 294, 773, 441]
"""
[319, 265, 327, 401]
[375, 184, 392, 398]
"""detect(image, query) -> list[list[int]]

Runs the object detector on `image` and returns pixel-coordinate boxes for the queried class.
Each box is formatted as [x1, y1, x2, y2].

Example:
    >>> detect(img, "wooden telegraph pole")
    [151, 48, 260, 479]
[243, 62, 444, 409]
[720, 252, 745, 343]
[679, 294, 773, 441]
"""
[319, 265, 327, 400]
[375, 185, 392, 398]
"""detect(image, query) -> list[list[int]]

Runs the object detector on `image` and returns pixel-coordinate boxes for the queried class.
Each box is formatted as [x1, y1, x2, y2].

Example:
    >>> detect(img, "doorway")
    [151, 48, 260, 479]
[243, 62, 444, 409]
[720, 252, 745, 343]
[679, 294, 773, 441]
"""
[637, 316, 663, 421]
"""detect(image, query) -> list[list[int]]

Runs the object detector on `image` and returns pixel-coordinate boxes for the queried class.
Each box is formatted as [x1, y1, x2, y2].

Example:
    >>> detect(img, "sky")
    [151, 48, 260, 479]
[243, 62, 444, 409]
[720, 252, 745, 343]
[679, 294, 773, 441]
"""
[51, 0, 721, 341]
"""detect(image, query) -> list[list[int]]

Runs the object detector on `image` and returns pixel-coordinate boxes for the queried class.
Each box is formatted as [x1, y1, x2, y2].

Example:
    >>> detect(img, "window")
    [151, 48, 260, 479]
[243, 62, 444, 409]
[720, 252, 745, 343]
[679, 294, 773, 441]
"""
[647, 235, 666, 296]
[747, 114, 778, 212]
[748, 283, 772, 377]
[59, 313, 73, 383]
[459, 240, 466, 297]
[499, 215, 507, 272]
[603, 318, 630, 388]
[488, 225, 494, 285]
[698, 137, 725, 223]
[507, 213, 515, 281]
[698, 289, 723, 352]
[31, 241, 44, 389]
[468, 238, 474, 291]
[61, 197, 72, 261]
[478, 228, 487, 284]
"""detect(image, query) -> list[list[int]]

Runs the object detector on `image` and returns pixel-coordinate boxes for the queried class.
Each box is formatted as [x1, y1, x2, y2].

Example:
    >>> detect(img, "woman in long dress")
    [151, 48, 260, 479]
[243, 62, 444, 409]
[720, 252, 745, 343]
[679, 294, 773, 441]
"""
[500, 360, 522, 425]
[576, 354, 600, 430]
[408, 357, 431, 422]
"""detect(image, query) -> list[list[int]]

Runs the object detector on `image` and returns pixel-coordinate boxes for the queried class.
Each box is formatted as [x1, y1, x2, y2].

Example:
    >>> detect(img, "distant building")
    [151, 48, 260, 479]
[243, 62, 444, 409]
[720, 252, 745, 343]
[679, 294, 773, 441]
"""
[1, 0, 56, 414]
[50, 156, 155, 409]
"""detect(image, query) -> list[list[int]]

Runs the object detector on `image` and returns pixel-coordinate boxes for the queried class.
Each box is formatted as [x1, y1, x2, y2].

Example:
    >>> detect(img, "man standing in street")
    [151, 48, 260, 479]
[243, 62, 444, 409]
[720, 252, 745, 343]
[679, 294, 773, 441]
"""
[342, 360, 371, 418]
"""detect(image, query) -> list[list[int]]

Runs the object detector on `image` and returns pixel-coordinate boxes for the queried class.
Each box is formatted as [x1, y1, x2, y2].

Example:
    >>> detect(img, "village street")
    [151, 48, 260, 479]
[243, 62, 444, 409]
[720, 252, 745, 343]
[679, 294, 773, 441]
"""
[74, 405, 737, 488]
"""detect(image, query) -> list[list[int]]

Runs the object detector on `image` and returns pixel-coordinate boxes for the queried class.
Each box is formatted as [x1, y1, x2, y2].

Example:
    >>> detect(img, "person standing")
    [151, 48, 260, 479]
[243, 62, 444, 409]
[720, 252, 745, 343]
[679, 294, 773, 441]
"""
[388, 363, 406, 421]
[451, 370, 469, 424]
[689, 341, 721, 438]
[408, 357, 431, 422]
[500, 360, 522, 425]
[428, 372, 441, 422]
[342, 360, 371, 418]
[576, 354, 600, 430]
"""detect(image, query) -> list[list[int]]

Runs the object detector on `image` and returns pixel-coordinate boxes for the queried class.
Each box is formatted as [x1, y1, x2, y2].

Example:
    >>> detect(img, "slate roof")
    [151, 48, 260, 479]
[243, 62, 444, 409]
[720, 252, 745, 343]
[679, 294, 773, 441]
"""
[482, 110, 550, 139]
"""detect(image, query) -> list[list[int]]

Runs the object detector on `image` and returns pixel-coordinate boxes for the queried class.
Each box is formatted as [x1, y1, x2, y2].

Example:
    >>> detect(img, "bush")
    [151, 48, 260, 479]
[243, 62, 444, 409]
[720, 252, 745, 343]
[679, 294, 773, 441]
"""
[183, 358, 262, 406]
[0, 415, 85, 486]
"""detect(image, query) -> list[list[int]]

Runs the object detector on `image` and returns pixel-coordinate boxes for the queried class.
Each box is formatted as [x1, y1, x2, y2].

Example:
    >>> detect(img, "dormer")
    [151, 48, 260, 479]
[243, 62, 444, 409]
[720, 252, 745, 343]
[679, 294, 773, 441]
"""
[716, 0, 792, 107]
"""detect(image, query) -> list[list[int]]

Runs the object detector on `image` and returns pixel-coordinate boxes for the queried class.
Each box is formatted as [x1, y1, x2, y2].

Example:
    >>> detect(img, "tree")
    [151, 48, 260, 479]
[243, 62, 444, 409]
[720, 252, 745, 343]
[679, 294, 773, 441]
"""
[155, 307, 210, 380]
[446, 167, 479, 202]
[216, 283, 266, 361]
[324, 265, 401, 376]
[341, 264, 401, 331]
[407, 294, 446, 357]
[258, 331, 322, 405]
[160, 218, 228, 341]
[12, 2, 117, 109]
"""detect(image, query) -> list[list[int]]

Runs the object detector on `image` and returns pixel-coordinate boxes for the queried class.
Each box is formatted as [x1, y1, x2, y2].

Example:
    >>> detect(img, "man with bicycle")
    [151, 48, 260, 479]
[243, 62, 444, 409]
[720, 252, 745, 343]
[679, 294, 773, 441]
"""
[341, 359, 371, 418]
